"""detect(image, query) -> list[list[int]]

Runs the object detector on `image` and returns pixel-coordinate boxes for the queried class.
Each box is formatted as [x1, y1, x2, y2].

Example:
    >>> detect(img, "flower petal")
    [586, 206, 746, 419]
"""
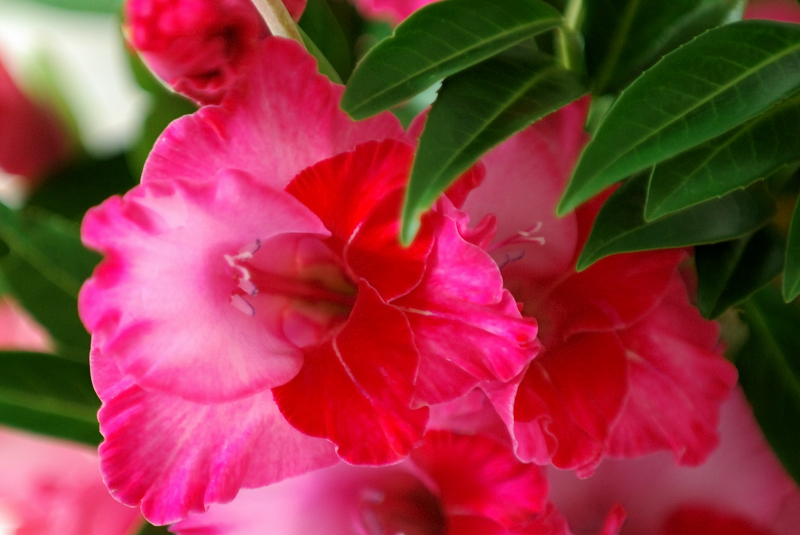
[143, 38, 409, 190]
[92, 349, 337, 526]
[80, 168, 328, 402]
[273, 282, 427, 465]
[607, 279, 737, 465]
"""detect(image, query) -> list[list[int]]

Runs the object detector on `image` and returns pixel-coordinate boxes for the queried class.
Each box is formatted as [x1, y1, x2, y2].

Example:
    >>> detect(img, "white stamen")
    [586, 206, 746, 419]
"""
[238, 278, 258, 296]
[230, 294, 255, 317]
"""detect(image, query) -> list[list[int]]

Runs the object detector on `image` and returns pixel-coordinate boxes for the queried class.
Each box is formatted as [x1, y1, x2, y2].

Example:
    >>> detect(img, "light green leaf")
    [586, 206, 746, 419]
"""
[737, 286, 800, 487]
[696, 226, 785, 318]
[576, 174, 776, 270]
[646, 93, 800, 220]
[341, 0, 563, 120]
[0, 351, 100, 445]
[560, 20, 800, 215]
[401, 52, 587, 243]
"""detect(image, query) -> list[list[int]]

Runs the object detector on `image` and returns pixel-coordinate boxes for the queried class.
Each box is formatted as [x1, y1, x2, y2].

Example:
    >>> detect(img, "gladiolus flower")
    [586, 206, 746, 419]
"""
[171, 431, 578, 535]
[0, 297, 52, 353]
[461, 99, 737, 476]
[124, 0, 307, 104]
[745, 0, 800, 24]
[0, 57, 70, 182]
[547, 388, 800, 535]
[79, 38, 538, 524]
[350, 0, 437, 23]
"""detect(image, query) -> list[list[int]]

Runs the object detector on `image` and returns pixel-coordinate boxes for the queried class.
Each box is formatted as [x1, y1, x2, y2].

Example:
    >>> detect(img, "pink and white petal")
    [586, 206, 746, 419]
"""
[272, 282, 428, 465]
[463, 99, 590, 282]
[81, 170, 328, 402]
[607, 280, 737, 465]
[92, 350, 337, 526]
[144, 39, 409, 191]
[509, 333, 627, 476]
[537, 249, 686, 344]
[412, 431, 549, 529]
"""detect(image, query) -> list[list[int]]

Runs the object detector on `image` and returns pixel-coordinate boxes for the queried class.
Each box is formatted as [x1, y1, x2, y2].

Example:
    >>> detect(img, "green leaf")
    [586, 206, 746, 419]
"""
[298, 27, 344, 84]
[28, 154, 138, 221]
[341, 0, 563, 119]
[299, 0, 355, 82]
[646, 92, 800, 220]
[0, 205, 100, 356]
[576, 174, 776, 270]
[584, 0, 744, 95]
[136, 522, 173, 535]
[0, 351, 100, 445]
[401, 52, 587, 242]
[696, 226, 785, 318]
[737, 286, 800, 487]
[784, 197, 800, 301]
[559, 20, 800, 215]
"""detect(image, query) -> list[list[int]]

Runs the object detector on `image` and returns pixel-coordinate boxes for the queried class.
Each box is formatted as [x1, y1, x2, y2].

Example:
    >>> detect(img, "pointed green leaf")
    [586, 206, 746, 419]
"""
[646, 93, 800, 220]
[576, 174, 776, 270]
[696, 226, 785, 318]
[401, 53, 587, 243]
[585, 0, 744, 95]
[0, 351, 100, 445]
[737, 286, 800, 487]
[784, 197, 800, 301]
[560, 20, 800, 215]
[0, 205, 100, 356]
[341, 0, 563, 120]
[299, 0, 355, 82]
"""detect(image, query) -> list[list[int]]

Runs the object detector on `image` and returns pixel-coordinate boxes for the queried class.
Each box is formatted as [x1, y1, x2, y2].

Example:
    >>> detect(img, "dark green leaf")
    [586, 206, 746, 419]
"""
[28, 154, 138, 221]
[299, 0, 355, 82]
[584, 0, 744, 95]
[646, 93, 800, 220]
[576, 174, 776, 270]
[696, 226, 785, 318]
[0, 205, 100, 355]
[784, 197, 800, 301]
[0, 351, 100, 445]
[401, 52, 587, 242]
[299, 27, 344, 84]
[341, 0, 563, 119]
[560, 20, 800, 215]
[737, 286, 800, 487]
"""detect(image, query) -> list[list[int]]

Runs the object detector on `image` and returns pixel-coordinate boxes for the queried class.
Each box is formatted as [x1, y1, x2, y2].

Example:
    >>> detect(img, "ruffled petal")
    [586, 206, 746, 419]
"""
[288, 140, 433, 300]
[412, 431, 549, 529]
[272, 282, 427, 465]
[92, 349, 337, 526]
[607, 279, 737, 465]
[143, 38, 409, 190]
[538, 249, 686, 344]
[398, 210, 539, 406]
[509, 333, 627, 475]
[80, 169, 328, 402]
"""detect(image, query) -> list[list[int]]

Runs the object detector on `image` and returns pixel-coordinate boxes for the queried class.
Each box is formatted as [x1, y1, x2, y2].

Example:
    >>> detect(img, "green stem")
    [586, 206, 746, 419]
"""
[556, 0, 584, 71]
[250, 0, 304, 45]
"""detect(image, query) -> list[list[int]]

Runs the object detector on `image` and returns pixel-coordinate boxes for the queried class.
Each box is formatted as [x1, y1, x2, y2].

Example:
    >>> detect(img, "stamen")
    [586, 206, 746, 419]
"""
[497, 250, 526, 269]
[490, 222, 546, 252]
[230, 294, 255, 317]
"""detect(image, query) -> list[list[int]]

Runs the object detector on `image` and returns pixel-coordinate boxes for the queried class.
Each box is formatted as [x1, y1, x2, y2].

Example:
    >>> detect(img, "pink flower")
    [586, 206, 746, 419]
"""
[124, 0, 306, 105]
[0, 57, 70, 181]
[79, 38, 538, 524]
[350, 0, 437, 23]
[745, 0, 800, 23]
[171, 430, 573, 535]
[0, 427, 142, 535]
[461, 99, 737, 476]
[547, 388, 800, 535]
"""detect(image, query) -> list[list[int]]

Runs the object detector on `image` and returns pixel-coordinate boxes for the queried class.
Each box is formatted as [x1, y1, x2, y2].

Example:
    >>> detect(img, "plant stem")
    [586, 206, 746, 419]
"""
[250, 0, 304, 45]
